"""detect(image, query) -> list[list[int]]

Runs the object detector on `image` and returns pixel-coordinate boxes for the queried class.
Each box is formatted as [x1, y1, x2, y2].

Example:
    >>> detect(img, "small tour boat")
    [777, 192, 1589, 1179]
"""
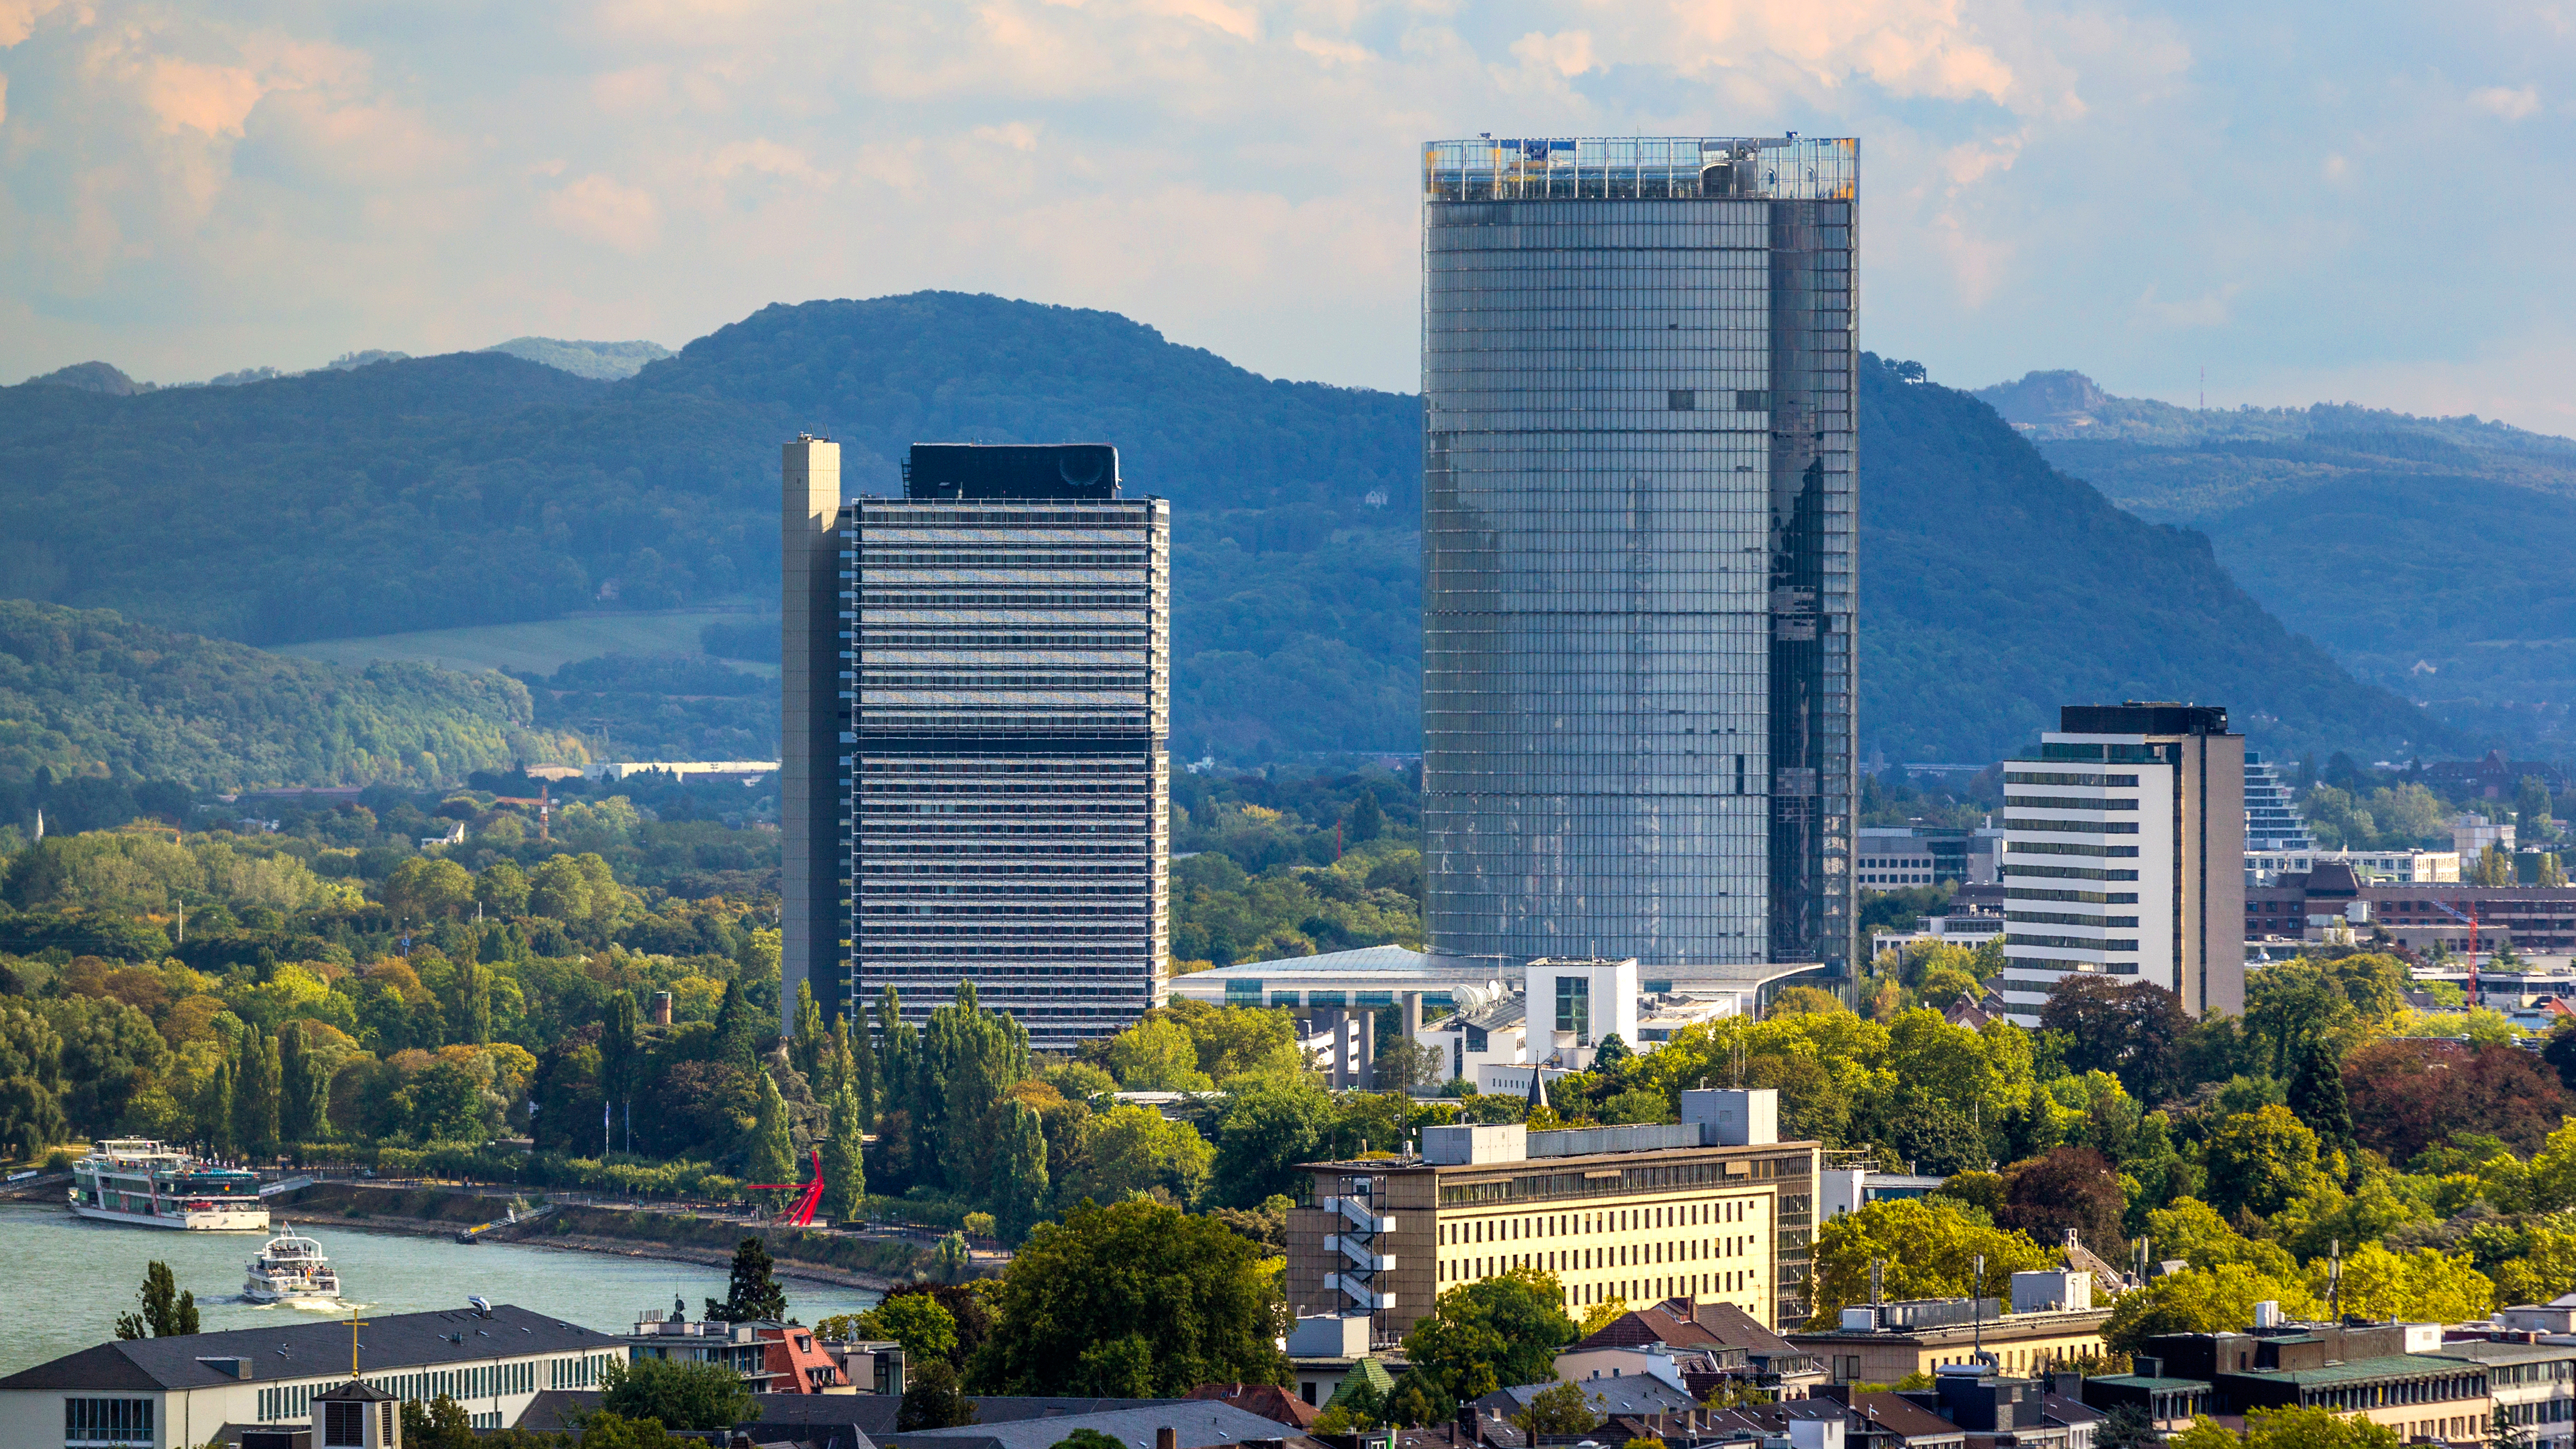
[244, 1229, 341, 1301]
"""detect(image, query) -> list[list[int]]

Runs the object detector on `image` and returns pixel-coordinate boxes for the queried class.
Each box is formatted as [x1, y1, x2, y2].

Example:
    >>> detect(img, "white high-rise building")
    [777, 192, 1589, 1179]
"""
[1998, 704, 2246, 1023]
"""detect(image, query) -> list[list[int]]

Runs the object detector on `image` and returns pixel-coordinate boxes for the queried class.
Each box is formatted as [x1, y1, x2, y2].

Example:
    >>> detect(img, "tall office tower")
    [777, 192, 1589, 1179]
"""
[2244, 752, 2314, 852]
[1998, 703, 2247, 1024]
[781, 436, 847, 1033]
[847, 444, 1170, 1049]
[1419, 137, 1858, 979]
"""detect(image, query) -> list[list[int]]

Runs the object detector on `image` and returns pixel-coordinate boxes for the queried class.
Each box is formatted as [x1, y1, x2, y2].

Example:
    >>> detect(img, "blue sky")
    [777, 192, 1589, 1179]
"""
[1, 0, 2568, 430]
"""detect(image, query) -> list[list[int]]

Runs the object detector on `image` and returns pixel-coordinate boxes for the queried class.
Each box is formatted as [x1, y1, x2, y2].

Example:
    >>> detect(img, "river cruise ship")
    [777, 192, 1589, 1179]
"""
[69, 1138, 268, 1230]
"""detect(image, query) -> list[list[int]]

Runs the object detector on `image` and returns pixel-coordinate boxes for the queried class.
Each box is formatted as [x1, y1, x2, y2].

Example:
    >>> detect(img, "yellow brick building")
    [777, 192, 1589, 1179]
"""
[1285, 1091, 1821, 1345]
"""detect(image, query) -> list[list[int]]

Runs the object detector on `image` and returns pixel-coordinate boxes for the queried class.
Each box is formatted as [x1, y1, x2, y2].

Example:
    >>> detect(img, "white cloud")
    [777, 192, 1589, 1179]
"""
[2470, 83, 2541, 119]
[0, 0, 2569, 434]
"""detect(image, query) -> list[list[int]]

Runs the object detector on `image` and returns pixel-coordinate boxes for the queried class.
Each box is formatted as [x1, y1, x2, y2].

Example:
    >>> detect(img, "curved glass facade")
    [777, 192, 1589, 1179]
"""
[1420, 137, 1856, 975]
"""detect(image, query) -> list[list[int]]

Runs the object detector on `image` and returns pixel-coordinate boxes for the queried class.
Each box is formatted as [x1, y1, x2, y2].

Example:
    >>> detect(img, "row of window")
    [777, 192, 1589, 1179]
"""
[2007, 888, 2141, 905]
[2009, 818, 2142, 834]
[2009, 842, 2145, 859]
[2003, 773, 2141, 788]
[2002, 863, 2143, 881]
[2004, 794, 2136, 811]
[65, 1399, 152, 1444]
[2006, 934, 2140, 951]
[2006, 910, 2141, 929]
[1442, 1230, 1758, 1282]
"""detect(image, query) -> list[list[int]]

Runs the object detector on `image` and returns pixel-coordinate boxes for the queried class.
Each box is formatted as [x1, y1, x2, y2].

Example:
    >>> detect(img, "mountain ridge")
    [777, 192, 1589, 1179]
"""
[0, 296, 2456, 767]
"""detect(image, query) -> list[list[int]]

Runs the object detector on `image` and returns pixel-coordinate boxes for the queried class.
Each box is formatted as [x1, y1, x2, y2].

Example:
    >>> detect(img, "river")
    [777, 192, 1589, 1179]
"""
[0, 1203, 881, 1374]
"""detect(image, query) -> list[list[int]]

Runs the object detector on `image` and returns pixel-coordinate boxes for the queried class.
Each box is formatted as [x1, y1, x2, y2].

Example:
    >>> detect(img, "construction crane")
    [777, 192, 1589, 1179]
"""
[745, 1147, 826, 1227]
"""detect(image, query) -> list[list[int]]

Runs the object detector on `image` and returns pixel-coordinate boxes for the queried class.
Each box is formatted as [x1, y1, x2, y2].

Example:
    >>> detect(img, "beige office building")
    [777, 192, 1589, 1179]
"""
[1286, 1090, 1817, 1346]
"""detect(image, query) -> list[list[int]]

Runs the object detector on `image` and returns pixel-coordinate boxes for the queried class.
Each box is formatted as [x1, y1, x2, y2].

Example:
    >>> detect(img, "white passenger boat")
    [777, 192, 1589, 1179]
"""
[244, 1229, 341, 1301]
[68, 1139, 268, 1230]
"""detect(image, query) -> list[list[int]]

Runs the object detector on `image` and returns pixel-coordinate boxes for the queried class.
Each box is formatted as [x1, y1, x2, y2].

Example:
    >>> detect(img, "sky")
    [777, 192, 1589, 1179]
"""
[1, 0, 2570, 431]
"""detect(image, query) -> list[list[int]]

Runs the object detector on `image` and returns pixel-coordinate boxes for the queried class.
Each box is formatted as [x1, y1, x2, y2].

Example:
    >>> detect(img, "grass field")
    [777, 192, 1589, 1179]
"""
[273, 609, 779, 678]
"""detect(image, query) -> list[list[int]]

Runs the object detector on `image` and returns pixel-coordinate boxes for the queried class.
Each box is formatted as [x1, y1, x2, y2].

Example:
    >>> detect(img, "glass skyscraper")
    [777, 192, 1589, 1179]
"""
[1419, 137, 1857, 977]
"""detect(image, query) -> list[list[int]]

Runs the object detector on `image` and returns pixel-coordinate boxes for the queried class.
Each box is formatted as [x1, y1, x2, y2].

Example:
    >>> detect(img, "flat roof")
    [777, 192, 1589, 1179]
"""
[2228, 1354, 2488, 1387]
[1301, 1139, 1820, 1173]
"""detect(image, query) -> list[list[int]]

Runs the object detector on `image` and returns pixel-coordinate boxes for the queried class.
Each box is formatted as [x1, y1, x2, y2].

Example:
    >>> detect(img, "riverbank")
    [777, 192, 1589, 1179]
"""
[272, 1182, 956, 1291]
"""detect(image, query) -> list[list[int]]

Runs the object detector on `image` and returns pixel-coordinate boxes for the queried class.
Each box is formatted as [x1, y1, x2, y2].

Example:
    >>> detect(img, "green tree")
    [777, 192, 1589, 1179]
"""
[747, 1069, 795, 1196]
[2098, 1404, 2162, 1449]
[710, 978, 766, 1069]
[1106, 1018, 1215, 1091]
[2204, 1106, 2323, 1219]
[475, 860, 530, 917]
[2477, 844, 2517, 889]
[990, 1097, 1051, 1240]
[2287, 1040, 2353, 1153]
[1809, 1197, 2054, 1321]
[1398, 1266, 1579, 1416]
[196, 1050, 234, 1156]
[2244, 1404, 2403, 1449]
[969, 1195, 1287, 1395]
[1593, 1035, 1632, 1070]
[1210, 1068, 1332, 1208]
[2308, 1242, 2493, 1322]
[1051, 1431, 1126, 1449]
[705, 1236, 788, 1323]
[600, 992, 641, 1108]
[112, 1259, 199, 1339]
[231, 1028, 281, 1158]
[1061, 1102, 1214, 1206]
[845, 1012, 879, 1122]
[920, 980, 1033, 1200]
[601, 1357, 756, 1431]
[898, 1359, 977, 1431]
[1514, 1381, 1604, 1436]
[278, 1023, 330, 1143]
[1347, 789, 1385, 843]
[821, 1078, 867, 1225]
[384, 857, 475, 922]
[860, 1294, 959, 1365]
[790, 981, 827, 1085]
[398, 1397, 476, 1449]
[572, 1411, 683, 1449]
[2103, 1265, 2319, 1353]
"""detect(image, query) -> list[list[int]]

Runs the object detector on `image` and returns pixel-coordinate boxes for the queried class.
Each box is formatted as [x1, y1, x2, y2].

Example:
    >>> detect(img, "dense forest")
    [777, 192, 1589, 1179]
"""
[5, 294, 2454, 771]
[0, 601, 585, 787]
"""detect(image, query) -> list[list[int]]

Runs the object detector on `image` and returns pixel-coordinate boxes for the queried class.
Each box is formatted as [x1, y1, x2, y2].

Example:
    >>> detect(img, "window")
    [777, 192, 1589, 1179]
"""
[325, 1402, 367, 1448]
[1556, 977, 1591, 1044]
[1668, 390, 1695, 411]
[67, 1400, 154, 1445]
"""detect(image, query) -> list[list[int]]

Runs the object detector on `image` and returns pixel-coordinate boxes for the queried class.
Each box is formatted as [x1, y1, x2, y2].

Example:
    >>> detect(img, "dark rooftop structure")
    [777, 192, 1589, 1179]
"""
[903, 444, 1120, 501]
[0, 1305, 622, 1393]
[2058, 703, 2231, 736]
[878, 1398, 1304, 1449]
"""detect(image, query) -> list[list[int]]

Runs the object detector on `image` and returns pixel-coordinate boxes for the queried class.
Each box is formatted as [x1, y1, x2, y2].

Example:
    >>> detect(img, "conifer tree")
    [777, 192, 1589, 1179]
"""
[601, 992, 641, 1107]
[847, 1009, 879, 1122]
[2289, 1038, 2354, 1153]
[875, 985, 917, 1120]
[232, 1028, 282, 1158]
[790, 981, 827, 1084]
[198, 1051, 235, 1157]
[712, 978, 765, 1068]
[706, 1236, 788, 1323]
[747, 1069, 795, 1199]
[991, 1098, 1050, 1241]
[278, 1024, 330, 1142]
[821, 1078, 867, 1224]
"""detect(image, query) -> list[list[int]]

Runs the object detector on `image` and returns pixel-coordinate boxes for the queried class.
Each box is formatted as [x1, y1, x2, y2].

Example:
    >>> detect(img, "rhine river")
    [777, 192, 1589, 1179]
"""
[0, 1204, 881, 1374]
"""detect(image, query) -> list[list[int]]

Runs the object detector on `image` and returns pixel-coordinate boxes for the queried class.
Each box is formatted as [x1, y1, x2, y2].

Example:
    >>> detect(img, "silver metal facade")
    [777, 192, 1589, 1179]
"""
[848, 496, 1171, 1049]
[1419, 137, 1856, 976]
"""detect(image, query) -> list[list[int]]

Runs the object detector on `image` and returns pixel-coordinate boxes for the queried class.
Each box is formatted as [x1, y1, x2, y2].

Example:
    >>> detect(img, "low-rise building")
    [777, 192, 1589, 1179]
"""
[1286, 1089, 1818, 1345]
[2248, 863, 2576, 956]
[2143, 1326, 2491, 1442]
[1787, 1298, 2113, 1386]
[0, 1305, 626, 1449]
[1562, 1299, 1826, 1400]
[2426, 1339, 2576, 1449]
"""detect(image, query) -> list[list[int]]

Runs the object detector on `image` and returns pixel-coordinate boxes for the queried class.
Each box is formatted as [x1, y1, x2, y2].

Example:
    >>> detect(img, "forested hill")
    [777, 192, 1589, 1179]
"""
[0, 294, 2448, 765]
[0, 601, 584, 790]
[1978, 370, 2576, 752]
[1862, 360, 2451, 762]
